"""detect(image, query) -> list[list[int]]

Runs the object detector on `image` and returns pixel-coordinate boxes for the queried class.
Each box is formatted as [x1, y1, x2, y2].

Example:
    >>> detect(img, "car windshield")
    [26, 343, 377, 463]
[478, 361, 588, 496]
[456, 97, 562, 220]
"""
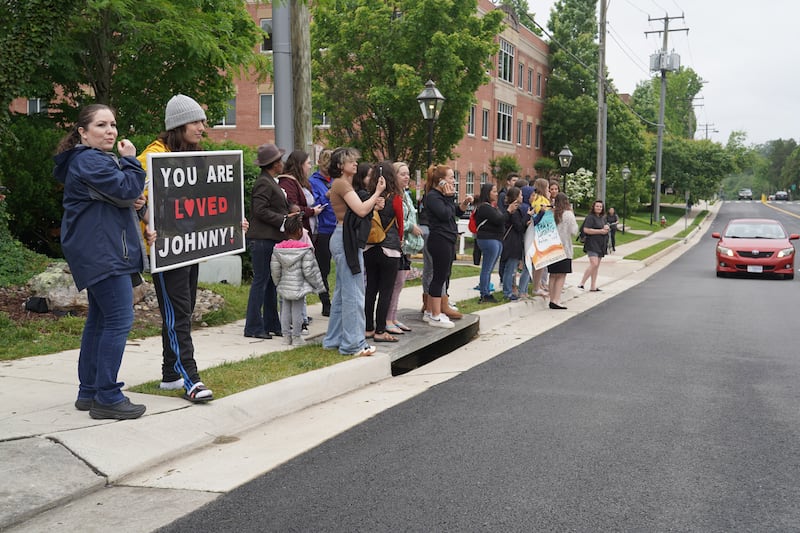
[725, 223, 786, 239]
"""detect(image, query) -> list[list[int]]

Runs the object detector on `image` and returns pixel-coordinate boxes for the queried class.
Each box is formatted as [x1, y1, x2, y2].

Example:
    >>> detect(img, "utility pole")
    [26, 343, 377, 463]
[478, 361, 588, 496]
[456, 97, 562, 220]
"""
[697, 122, 718, 140]
[290, 0, 312, 151]
[273, 2, 294, 151]
[646, 14, 688, 227]
[596, 0, 608, 204]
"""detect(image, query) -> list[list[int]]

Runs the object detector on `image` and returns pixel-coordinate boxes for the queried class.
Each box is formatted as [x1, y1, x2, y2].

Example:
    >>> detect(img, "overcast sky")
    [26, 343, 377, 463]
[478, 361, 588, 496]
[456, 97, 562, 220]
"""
[532, 0, 797, 147]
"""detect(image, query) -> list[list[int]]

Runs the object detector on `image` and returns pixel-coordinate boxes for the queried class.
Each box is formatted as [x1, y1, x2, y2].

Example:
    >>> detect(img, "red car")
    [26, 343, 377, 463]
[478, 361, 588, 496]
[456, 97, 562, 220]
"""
[712, 218, 799, 279]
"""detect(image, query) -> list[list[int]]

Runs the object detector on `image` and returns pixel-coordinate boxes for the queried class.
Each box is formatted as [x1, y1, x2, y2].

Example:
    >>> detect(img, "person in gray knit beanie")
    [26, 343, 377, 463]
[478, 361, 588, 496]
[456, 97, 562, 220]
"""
[164, 94, 207, 131]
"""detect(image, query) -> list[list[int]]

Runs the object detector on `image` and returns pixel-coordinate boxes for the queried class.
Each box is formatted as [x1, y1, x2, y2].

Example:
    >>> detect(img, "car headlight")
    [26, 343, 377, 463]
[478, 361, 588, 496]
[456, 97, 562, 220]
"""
[717, 245, 734, 257]
[777, 247, 795, 258]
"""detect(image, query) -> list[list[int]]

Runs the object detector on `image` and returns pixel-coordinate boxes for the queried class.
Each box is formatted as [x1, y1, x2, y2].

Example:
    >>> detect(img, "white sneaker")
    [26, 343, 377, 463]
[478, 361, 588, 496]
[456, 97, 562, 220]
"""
[428, 314, 455, 329]
[422, 311, 433, 323]
[281, 336, 292, 345]
[159, 378, 184, 390]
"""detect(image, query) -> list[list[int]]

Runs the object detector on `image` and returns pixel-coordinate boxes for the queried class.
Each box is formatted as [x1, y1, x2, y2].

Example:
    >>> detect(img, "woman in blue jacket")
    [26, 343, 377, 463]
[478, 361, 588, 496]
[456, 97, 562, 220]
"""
[53, 104, 148, 420]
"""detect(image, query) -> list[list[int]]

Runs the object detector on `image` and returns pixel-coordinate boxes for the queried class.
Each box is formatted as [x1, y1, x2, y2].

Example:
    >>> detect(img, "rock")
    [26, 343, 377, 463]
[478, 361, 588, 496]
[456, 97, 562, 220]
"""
[27, 263, 87, 311]
[28, 263, 152, 312]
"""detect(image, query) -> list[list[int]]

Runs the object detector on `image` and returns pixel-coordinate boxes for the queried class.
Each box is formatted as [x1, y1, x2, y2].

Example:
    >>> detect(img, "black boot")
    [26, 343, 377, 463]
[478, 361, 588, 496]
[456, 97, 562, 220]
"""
[320, 291, 331, 317]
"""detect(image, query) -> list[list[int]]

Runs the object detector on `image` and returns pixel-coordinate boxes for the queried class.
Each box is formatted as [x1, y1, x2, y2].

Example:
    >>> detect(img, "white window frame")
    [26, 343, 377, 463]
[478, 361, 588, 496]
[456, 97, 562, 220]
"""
[467, 105, 476, 136]
[498, 39, 515, 84]
[214, 97, 237, 127]
[527, 68, 533, 93]
[259, 94, 275, 127]
[536, 72, 542, 97]
[516, 119, 523, 146]
[518, 63, 524, 89]
[27, 98, 44, 115]
[535, 124, 542, 149]
[496, 101, 513, 143]
[466, 171, 475, 196]
[260, 19, 273, 53]
[526, 122, 532, 147]
[481, 108, 490, 139]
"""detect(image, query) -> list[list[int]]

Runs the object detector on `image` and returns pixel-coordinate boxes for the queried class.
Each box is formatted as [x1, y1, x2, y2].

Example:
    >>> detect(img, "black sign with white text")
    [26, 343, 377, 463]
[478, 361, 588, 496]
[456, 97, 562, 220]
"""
[147, 150, 245, 272]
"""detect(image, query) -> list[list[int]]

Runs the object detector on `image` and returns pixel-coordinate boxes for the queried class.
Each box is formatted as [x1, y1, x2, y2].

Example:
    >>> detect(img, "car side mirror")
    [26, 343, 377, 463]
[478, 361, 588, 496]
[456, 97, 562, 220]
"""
[711, 232, 720, 238]
[789, 234, 800, 240]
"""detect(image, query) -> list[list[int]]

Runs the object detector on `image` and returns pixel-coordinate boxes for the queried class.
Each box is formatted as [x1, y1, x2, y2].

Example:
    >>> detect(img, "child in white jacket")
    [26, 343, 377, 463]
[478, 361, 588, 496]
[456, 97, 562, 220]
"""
[271, 212, 325, 346]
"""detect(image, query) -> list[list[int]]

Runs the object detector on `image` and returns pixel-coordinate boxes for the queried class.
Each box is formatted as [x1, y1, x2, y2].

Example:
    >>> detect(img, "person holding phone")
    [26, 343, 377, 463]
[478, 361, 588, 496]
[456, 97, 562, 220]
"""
[309, 149, 335, 316]
[422, 164, 472, 327]
[322, 147, 386, 357]
[473, 183, 519, 303]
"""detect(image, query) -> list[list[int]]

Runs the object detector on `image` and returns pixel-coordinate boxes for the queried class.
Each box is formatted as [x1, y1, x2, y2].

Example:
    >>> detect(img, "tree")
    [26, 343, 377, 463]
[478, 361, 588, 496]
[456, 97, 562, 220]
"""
[542, 0, 646, 181]
[0, 1, 81, 172]
[630, 67, 703, 138]
[31, 0, 269, 136]
[310, 0, 504, 172]
[489, 154, 521, 187]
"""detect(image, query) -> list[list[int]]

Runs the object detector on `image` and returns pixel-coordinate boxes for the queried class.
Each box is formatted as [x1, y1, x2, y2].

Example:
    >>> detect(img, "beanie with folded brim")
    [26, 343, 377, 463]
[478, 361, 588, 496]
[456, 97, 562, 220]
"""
[165, 94, 207, 131]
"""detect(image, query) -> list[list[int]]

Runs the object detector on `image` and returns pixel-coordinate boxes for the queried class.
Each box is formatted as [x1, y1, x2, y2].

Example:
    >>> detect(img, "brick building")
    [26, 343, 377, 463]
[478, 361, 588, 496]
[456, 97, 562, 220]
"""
[10, 1, 549, 193]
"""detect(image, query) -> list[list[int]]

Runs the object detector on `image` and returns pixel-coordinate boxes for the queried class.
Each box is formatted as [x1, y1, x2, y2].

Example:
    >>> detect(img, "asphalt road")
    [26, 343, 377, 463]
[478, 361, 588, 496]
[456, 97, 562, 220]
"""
[159, 201, 800, 532]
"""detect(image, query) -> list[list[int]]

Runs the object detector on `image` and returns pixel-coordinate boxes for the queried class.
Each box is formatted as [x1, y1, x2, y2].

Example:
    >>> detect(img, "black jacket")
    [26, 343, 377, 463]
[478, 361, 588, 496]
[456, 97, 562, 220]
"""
[343, 189, 371, 274]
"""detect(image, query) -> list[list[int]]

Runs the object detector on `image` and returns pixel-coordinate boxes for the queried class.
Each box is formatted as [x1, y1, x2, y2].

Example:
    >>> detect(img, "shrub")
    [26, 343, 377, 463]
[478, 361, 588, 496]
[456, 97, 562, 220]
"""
[0, 114, 65, 256]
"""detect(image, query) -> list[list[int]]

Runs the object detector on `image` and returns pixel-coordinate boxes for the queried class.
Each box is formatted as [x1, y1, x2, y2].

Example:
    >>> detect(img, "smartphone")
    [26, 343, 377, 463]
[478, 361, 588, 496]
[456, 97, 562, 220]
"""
[438, 180, 447, 188]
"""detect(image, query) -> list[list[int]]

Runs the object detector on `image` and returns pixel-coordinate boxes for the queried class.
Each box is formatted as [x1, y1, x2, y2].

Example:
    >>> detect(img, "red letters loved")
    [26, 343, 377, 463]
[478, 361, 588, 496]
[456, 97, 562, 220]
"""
[174, 196, 229, 219]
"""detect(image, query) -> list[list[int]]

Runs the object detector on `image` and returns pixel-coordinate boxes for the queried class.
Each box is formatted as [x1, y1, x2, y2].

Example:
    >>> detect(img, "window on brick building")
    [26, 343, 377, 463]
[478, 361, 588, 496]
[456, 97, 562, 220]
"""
[516, 119, 522, 145]
[260, 94, 274, 127]
[467, 105, 475, 136]
[214, 98, 236, 127]
[496, 101, 512, 143]
[481, 108, 489, 139]
[466, 171, 475, 195]
[518, 63, 524, 89]
[536, 72, 542, 96]
[527, 68, 533, 93]
[260, 19, 273, 52]
[27, 98, 44, 115]
[498, 39, 514, 84]
[526, 122, 532, 147]
[535, 124, 542, 149]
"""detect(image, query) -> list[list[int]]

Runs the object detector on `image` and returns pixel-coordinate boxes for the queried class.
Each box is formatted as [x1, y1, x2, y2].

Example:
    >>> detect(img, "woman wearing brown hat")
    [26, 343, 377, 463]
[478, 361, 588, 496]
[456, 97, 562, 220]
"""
[245, 143, 290, 340]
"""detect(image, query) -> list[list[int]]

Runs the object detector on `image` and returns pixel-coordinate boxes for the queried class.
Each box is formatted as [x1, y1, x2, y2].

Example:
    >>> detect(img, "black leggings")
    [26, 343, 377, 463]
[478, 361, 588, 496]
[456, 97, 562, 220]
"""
[427, 231, 455, 298]
[364, 246, 400, 333]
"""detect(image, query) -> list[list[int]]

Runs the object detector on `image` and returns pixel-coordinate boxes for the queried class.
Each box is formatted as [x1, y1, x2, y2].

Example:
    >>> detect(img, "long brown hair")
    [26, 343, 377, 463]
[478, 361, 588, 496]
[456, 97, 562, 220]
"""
[283, 150, 311, 188]
[553, 192, 570, 224]
[158, 126, 202, 153]
[55, 104, 114, 154]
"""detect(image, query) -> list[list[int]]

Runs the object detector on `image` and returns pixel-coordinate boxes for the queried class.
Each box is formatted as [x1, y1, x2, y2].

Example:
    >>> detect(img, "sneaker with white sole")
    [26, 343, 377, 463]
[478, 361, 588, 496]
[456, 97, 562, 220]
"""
[422, 311, 433, 323]
[159, 378, 184, 390]
[428, 314, 455, 328]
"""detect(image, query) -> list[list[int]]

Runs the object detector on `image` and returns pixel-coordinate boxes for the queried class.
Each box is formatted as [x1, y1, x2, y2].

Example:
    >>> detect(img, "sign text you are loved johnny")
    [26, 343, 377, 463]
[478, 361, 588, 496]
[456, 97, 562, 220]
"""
[146, 151, 245, 272]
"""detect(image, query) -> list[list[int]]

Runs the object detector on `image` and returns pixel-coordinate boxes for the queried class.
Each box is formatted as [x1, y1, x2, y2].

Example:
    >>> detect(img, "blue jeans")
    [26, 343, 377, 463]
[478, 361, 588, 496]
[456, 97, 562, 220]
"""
[477, 238, 502, 297]
[245, 238, 281, 336]
[518, 264, 531, 296]
[323, 225, 369, 355]
[501, 259, 519, 299]
[77, 274, 134, 406]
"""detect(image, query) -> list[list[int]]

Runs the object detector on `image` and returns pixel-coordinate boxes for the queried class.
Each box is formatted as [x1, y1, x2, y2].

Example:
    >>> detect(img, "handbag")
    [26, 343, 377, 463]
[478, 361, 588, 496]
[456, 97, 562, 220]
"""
[367, 211, 396, 244]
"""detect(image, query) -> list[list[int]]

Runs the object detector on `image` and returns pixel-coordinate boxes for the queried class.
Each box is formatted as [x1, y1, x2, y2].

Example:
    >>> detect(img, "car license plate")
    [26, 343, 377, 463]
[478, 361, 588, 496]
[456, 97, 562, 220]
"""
[747, 265, 763, 273]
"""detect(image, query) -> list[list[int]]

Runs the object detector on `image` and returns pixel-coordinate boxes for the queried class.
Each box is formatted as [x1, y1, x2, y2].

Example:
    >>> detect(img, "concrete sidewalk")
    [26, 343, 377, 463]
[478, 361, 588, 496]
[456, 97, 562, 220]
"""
[0, 202, 718, 531]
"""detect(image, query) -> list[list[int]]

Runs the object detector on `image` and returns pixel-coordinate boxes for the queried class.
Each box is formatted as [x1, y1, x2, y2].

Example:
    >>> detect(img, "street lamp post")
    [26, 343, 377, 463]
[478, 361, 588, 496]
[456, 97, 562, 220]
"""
[621, 166, 630, 234]
[416, 80, 445, 169]
[558, 145, 573, 195]
[650, 173, 656, 226]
